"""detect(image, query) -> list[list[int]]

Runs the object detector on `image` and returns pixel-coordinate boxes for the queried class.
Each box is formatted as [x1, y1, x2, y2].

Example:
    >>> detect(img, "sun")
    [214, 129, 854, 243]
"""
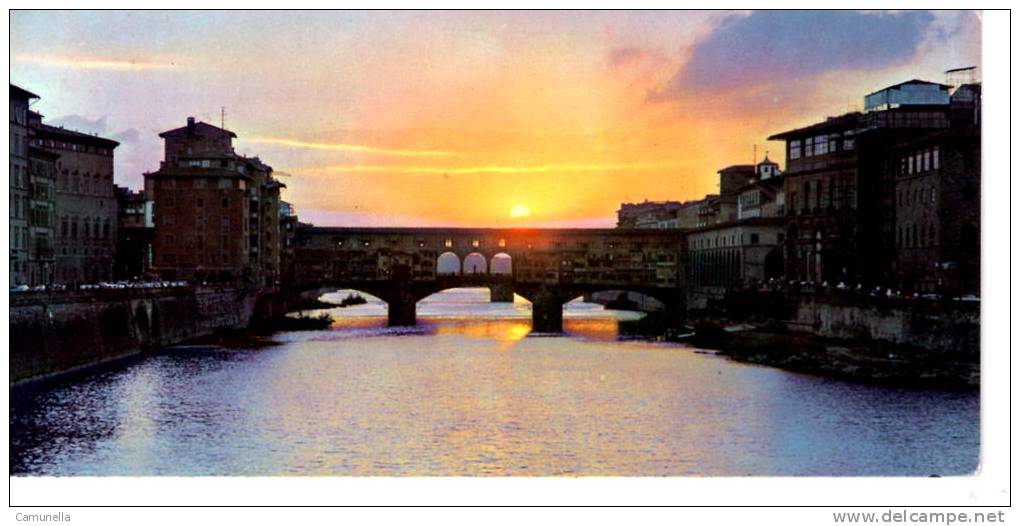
[509, 204, 531, 218]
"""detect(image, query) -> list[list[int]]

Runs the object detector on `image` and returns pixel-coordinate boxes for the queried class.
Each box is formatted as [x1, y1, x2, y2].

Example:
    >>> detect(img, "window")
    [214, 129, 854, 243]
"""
[222, 198, 230, 208]
[750, 233, 759, 245]
[193, 179, 207, 189]
[472, 239, 480, 248]
[932, 147, 940, 170]
[444, 239, 453, 248]
[221, 217, 231, 233]
[164, 254, 176, 264]
[804, 137, 814, 157]
[166, 234, 176, 244]
[789, 140, 801, 160]
[498, 238, 507, 248]
[923, 151, 931, 171]
[814, 135, 828, 156]
[907, 156, 914, 174]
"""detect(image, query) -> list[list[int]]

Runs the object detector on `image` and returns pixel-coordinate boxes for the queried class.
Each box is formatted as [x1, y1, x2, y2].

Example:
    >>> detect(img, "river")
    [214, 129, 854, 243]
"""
[10, 288, 979, 476]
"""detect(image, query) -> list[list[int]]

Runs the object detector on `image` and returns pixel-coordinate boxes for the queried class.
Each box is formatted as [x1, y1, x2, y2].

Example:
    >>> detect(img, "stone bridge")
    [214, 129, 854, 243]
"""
[290, 227, 686, 332]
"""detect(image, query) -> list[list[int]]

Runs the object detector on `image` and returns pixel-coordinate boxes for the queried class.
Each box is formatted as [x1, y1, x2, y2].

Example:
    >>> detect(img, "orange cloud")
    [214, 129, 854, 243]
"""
[14, 54, 180, 70]
[245, 137, 459, 158]
[302, 162, 671, 175]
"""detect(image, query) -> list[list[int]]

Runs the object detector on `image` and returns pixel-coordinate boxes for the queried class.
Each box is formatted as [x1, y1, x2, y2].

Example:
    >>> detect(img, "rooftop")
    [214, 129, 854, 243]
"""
[10, 83, 39, 101]
[159, 118, 237, 139]
[863, 79, 952, 99]
[767, 112, 863, 141]
[34, 122, 120, 149]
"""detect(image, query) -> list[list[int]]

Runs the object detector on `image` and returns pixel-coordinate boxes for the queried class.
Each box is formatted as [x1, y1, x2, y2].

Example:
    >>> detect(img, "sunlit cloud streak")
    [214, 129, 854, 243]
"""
[245, 137, 459, 158]
[14, 55, 180, 70]
[305, 162, 671, 175]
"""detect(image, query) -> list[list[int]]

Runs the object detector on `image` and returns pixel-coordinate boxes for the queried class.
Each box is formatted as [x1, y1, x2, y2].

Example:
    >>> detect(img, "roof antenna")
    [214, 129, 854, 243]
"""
[221, 106, 226, 129]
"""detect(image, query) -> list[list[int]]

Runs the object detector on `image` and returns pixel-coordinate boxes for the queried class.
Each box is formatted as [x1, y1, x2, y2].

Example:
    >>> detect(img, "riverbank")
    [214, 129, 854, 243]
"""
[9, 286, 269, 387]
[682, 327, 979, 390]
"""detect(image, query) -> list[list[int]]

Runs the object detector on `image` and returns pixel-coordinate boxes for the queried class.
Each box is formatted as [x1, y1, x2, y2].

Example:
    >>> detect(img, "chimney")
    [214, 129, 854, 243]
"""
[187, 116, 196, 132]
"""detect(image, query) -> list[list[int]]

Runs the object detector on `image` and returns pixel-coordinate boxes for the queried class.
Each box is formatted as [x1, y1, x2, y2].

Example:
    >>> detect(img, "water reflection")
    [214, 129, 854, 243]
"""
[10, 288, 979, 476]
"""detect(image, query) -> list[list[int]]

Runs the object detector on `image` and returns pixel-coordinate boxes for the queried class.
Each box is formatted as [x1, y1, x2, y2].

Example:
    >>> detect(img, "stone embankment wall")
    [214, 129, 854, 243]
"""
[790, 294, 979, 354]
[10, 287, 262, 386]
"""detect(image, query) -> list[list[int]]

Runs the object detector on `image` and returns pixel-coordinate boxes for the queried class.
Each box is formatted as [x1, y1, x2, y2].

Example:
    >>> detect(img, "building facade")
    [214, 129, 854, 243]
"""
[767, 80, 954, 287]
[145, 117, 284, 286]
[737, 158, 784, 220]
[114, 185, 154, 280]
[27, 146, 60, 285]
[29, 111, 120, 285]
[10, 84, 37, 286]
[888, 123, 980, 295]
[686, 218, 786, 308]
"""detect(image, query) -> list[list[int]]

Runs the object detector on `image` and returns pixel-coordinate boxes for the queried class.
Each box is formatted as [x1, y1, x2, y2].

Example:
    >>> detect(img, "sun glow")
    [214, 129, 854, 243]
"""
[509, 204, 531, 218]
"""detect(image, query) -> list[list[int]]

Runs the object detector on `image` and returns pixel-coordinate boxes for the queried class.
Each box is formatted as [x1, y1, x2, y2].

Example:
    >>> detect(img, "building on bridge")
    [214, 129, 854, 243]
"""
[144, 117, 285, 286]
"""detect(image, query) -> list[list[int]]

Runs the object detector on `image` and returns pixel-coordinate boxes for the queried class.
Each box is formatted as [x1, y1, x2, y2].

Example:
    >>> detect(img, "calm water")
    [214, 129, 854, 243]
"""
[10, 288, 979, 476]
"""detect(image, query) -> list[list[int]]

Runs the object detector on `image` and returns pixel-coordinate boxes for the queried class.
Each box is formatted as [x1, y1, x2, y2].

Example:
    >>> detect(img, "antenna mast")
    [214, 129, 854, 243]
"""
[221, 107, 226, 129]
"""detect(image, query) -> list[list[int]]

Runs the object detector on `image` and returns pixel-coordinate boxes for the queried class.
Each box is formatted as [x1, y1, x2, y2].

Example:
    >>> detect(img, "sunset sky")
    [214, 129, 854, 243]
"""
[10, 10, 981, 227]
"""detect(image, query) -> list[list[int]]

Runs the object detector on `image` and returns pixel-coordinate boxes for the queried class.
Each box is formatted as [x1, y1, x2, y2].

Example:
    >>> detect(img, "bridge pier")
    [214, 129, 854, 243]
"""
[489, 283, 515, 303]
[387, 297, 416, 327]
[530, 288, 564, 333]
[386, 264, 417, 327]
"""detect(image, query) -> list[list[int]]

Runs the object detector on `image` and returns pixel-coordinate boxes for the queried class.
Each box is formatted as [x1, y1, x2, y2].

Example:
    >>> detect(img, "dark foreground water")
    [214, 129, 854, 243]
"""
[10, 288, 979, 476]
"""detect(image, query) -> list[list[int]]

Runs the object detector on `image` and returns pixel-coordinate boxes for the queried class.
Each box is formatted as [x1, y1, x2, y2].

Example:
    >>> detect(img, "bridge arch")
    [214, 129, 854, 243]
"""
[490, 252, 512, 275]
[463, 253, 487, 275]
[437, 252, 461, 275]
[572, 289, 665, 312]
